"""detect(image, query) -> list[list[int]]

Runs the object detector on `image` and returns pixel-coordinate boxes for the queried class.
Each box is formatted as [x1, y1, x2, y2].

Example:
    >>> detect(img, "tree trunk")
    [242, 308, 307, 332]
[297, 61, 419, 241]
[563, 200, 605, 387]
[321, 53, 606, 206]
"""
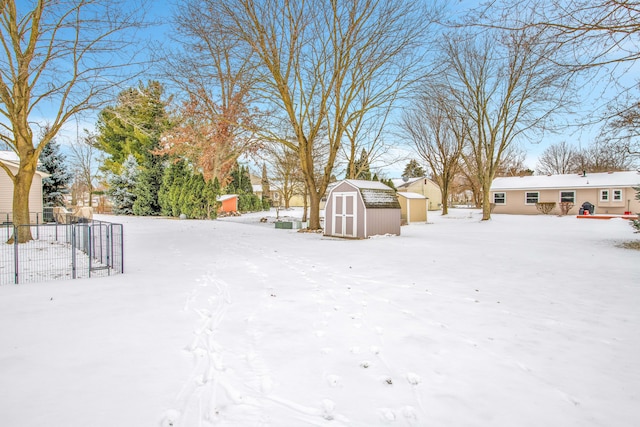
[481, 180, 492, 221]
[441, 185, 449, 215]
[308, 190, 322, 230]
[10, 167, 36, 243]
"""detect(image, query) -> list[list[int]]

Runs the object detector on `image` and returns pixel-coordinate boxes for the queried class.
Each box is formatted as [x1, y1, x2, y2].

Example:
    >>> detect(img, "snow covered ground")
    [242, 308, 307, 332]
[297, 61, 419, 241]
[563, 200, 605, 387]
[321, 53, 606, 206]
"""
[0, 209, 638, 427]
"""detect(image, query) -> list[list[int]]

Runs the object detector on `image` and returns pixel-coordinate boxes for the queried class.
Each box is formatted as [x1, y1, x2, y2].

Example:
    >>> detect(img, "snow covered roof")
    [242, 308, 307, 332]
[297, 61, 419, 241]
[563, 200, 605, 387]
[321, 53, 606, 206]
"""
[0, 151, 19, 162]
[397, 191, 427, 200]
[0, 151, 49, 177]
[344, 179, 395, 190]
[491, 171, 640, 191]
[336, 180, 399, 209]
[217, 194, 238, 202]
[392, 177, 423, 188]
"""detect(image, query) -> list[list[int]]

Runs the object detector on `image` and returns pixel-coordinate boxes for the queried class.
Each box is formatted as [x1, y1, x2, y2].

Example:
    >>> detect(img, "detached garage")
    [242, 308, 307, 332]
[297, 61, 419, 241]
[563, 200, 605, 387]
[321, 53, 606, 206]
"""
[324, 180, 401, 239]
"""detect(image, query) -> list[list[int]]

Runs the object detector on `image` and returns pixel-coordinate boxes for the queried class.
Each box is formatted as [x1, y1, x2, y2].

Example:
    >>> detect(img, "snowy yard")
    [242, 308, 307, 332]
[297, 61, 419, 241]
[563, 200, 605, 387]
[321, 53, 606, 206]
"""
[0, 209, 638, 426]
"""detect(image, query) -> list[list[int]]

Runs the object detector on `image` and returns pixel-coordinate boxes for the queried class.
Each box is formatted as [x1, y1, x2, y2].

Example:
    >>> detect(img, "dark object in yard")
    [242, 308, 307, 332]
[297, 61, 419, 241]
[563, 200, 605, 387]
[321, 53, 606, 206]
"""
[579, 201, 595, 215]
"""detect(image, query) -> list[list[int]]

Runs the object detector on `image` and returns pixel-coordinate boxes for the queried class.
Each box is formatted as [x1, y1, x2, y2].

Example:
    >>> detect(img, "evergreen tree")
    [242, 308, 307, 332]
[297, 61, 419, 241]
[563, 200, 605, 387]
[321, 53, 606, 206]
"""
[354, 148, 372, 180]
[133, 149, 165, 215]
[226, 163, 253, 194]
[261, 162, 271, 206]
[95, 81, 171, 215]
[107, 154, 139, 214]
[38, 137, 72, 207]
[402, 159, 425, 179]
[159, 160, 187, 216]
[203, 178, 220, 219]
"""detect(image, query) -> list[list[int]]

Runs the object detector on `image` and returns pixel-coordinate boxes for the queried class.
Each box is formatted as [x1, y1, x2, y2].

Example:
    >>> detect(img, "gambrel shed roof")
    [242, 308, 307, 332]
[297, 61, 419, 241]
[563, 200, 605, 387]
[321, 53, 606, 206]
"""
[343, 179, 401, 209]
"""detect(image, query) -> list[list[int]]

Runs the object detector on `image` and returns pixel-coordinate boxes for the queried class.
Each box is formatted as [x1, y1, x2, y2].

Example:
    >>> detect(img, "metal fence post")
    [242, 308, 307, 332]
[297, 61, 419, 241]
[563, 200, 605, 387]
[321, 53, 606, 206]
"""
[13, 225, 18, 284]
[71, 224, 77, 280]
[88, 224, 93, 278]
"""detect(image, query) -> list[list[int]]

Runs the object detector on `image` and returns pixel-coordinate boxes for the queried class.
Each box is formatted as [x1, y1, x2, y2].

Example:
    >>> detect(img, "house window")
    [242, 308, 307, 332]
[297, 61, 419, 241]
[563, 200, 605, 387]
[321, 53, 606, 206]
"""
[613, 189, 622, 201]
[600, 190, 609, 202]
[525, 192, 539, 204]
[560, 191, 575, 203]
[493, 192, 506, 205]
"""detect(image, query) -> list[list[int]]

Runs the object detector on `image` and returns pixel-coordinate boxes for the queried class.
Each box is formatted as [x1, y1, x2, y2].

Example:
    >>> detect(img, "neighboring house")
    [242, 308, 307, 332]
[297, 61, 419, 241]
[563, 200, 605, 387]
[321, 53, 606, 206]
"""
[490, 171, 640, 215]
[392, 177, 443, 210]
[0, 152, 49, 222]
[397, 192, 428, 224]
[217, 194, 238, 213]
[324, 179, 401, 239]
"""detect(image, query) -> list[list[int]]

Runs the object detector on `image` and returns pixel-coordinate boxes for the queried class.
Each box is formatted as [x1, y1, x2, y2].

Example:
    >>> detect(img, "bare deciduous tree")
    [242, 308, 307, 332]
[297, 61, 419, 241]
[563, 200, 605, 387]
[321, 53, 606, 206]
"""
[439, 24, 570, 220]
[69, 131, 100, 207]
[187, 0, 437, 229]
[0, 0, 147, 242]
[162, 1, 259, 186]
[402, 87, 464, 215]
[536, 141, 579, 175]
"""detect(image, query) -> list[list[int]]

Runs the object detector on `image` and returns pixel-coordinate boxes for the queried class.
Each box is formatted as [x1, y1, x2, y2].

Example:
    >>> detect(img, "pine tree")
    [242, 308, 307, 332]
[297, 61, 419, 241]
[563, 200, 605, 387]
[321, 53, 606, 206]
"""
[38, 138, 72, 207]
[133, 149, 165, 215]
[261, 163, 271, 206]
[107, 154, 139, 214]
[354, 148, 372, 180]
[402, 159, 425, 179]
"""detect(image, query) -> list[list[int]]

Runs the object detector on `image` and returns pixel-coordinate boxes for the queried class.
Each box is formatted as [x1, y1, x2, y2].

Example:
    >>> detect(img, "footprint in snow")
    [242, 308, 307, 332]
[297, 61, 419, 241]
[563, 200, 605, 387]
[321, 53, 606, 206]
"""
[321, 399, 336, 421]
[159, 409, 180, 427]
[405, 372, 421, 386]
[378, 408, 396, 422]
[402, 406, 418, 421]
[326, 374, 341, 387]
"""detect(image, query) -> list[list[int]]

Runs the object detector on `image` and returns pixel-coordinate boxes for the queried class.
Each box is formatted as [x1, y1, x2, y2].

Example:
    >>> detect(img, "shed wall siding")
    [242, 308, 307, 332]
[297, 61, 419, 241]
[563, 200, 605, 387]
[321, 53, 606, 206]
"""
[0, 165, 44, 215]
[365, 209, 400, 237]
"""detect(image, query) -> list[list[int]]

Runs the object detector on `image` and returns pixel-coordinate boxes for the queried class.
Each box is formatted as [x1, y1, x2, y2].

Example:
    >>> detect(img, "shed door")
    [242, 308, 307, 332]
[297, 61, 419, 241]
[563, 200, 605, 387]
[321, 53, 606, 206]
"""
[332, 192, 357, 237]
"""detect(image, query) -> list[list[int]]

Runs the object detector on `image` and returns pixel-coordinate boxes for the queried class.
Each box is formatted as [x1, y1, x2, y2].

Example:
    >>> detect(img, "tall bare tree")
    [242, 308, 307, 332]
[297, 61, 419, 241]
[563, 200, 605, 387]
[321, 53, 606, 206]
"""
[163, 1, 259, 186]
[537, 140, 579, 175]
[439, 24, 570, 220]
[0, 0, 147, 242]
[185, 0, 437, 229]
[403, 88, 464, 215]
[69, 130, 100, 207]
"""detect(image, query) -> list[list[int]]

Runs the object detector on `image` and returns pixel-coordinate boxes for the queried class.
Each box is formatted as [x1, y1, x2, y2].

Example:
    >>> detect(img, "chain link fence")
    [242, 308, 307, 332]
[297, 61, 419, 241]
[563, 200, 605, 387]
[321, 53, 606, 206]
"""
[0, 218, 123, 285]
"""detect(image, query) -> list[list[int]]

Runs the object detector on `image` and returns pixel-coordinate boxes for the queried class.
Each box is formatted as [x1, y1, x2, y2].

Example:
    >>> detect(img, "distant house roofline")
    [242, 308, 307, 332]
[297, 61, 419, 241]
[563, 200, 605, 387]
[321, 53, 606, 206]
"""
[491, 171, 640, 191]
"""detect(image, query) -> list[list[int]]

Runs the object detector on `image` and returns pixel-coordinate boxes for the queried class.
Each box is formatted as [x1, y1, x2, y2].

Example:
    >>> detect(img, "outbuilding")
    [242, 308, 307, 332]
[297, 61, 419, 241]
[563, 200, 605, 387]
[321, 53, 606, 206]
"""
[217, 194, 238, 213]
[397, 192, 428, 224]
[0, 152, 49, 223]
[324, 180, 401, 239]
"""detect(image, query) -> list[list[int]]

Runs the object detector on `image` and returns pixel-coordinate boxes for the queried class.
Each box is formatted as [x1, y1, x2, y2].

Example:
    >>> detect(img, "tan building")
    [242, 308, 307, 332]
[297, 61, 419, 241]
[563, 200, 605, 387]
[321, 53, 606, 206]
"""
[0, 154, 49, 222]
[393, 177, 442, 211]
[490, 171, 640, 215]
[397, 192, 428, 224]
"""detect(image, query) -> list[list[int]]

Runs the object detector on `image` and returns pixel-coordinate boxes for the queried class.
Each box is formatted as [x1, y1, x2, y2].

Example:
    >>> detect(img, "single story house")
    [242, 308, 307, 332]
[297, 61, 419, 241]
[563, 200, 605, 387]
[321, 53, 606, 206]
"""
[324, 179, 401, 239]
[392, 177, 442, 210]
[397, 192, 428, 224]
[0, 152, 49, 223]
[490, 171, 640, 215]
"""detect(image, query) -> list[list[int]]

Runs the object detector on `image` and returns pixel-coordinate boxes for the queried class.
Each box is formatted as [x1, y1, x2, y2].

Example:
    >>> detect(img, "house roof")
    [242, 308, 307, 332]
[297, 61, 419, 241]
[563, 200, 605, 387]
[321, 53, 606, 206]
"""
[397, 191, 427, 200]
[339, 179, 400, 209]
[0, 153, 50, 178]
[217, 194, 238, 202]
[491, 171, 640, 191]
[392, 177, 423, 188]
